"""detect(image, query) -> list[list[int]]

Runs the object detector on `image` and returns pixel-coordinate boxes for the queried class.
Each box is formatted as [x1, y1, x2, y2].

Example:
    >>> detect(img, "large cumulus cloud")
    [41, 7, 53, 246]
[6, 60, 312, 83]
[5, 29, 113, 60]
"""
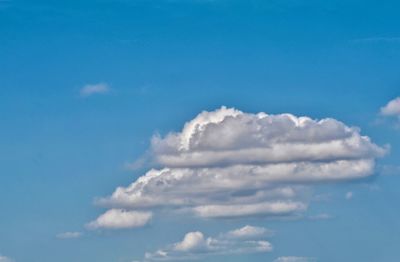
[91, 107, 386, 226]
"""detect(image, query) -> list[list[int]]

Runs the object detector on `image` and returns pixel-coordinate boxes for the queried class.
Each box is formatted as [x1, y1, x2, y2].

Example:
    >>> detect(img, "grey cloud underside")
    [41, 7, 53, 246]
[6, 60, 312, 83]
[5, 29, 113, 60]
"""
[92, 107, 385, 226]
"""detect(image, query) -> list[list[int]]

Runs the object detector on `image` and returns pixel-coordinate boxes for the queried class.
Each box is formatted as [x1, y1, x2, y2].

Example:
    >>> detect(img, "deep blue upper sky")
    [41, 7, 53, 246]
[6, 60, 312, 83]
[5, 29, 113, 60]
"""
[1, 1, 400, 261]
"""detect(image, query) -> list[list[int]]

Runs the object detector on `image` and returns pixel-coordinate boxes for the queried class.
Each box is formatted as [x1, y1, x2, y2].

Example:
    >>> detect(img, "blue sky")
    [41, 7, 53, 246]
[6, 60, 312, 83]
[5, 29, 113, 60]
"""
[1, 0, 400, 261]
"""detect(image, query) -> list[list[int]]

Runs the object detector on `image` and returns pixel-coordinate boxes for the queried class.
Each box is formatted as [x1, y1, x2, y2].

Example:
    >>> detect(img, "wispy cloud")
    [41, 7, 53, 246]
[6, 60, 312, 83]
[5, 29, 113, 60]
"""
[379, 164, 400, 176]
[345, 192, 353, 200]
[79, 83, 110, 97]
[273, 256, 317, 262]
[308, 213, 332, 220]
[352, 37, 400, 44]
[143, 225, 272, 261]
[56, 231, 83, 239]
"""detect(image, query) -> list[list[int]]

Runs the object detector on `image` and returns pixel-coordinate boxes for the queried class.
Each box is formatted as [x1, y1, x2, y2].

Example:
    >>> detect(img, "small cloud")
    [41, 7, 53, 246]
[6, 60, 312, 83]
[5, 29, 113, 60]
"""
[87, 209, 152, 230]
[273, 256, 317, 262]
[308, 213, 332, 220]
[144, 225, 272, 261]
[345, 192, 353, 200]
[79, 83, 110, 97]
[380, 97, 400, 117]
[225, 225, 273, 239]
[56, 231, 83, 239]
[174, 231, 206, 252]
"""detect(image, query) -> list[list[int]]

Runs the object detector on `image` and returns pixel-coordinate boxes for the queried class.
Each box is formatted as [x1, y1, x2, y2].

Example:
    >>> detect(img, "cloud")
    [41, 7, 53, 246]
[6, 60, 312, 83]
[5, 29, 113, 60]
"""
[174, 231, 206, 252]
[56, 231, 83, 239]
[308, 213, 332, 220]
[273, 257, 316, 262]
[352, 37, 400, 44]
[87, 209, 152, 230]
[380, 97, 400, 117]
[79, 83, 110, 97]
[150, 107, 384, 168]
[379, 164, 400, 176]
[0, 255, 13, 262]
[345, 192, 353, 200]
[143, 225, 272, 261]
[92, 107, 385, 225]
[192, 201, 307, 219]
[225, 225, 273, 239]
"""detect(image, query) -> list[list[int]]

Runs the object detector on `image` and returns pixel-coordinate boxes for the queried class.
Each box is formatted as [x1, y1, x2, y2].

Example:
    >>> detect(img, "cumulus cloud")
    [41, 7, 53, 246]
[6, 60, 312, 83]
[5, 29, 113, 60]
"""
[56, 231, 83, 239]
[225, 225, 273, 239]
[144, 225, 272, 261]
[87, 209, 152, 230]
[79, 83, 110, 97]
[273, 257, 316, 262]
[92, 107, 385, 225]
[380, 97, 400, 116]
[151, 107, 384, 168]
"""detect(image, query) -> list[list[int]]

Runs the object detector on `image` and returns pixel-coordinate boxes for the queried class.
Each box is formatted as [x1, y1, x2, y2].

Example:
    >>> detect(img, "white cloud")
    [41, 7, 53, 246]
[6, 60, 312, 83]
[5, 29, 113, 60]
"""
[345, 191, 353, 200]
[225, 225, 272, 239]
[273, 256, 316, 262]
[380, 97, 400, 116]
[151, 106, 384, 168]
[192, 201, 307, 218]
[0, 255, 13, 262]
[56, 231, 83, 239]
[308, 213, 332, 220]
[87, 209, 152, 230]
[79, 83, 110, 97]
[174, 231, 207, 252]
[144, 226, 272, 261]
[92, 107, 385, 225]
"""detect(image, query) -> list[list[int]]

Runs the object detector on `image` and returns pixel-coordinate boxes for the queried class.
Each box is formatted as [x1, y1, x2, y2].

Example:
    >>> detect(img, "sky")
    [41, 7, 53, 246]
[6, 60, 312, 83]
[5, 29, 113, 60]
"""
[1, 0, 400, 261]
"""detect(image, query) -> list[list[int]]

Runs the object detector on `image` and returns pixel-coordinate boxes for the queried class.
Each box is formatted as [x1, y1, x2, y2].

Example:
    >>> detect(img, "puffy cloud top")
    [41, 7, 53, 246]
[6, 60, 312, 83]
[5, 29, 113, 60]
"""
[152, 106, 384, 168]
[174, 232, 206, 251]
